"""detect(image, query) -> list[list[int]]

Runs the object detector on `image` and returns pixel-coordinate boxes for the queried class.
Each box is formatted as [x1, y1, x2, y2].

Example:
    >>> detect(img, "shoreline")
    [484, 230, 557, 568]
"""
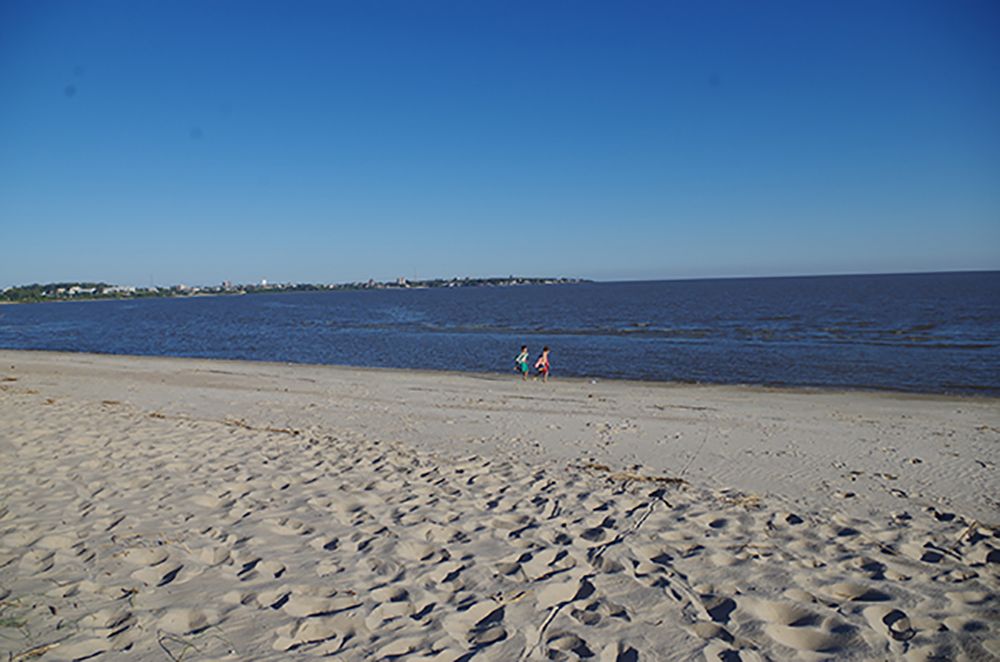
[0, 279, 587, 306]
[3, 347, 996, 402]
[0, 291, 241, 306]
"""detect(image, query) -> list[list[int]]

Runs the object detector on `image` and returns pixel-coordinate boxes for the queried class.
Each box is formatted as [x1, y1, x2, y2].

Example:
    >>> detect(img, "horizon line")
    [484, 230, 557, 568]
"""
[4, 267, 999, 291]
[600, 267, 1000, 285]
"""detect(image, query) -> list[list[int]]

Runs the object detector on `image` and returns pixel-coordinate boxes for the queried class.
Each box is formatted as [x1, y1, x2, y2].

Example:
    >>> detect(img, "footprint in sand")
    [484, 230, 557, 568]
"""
[395, 539, 449, 563]
[689, 619, 734, 643]
[522, 547, 578, 581]
[35, 533, 80, 550]
[273, 616, 349, 653]
[816, 582, 892, 604]
[20, 549, 55, 573]
[739, 597, 858, 654]
[43, 637, 112, 660]
[282, 593, 361, 618]
[863, 605, 916, 643]
[546, 631, 594, 658]
[78, 606, 136, 638]
[157, 607, 223, 635]
[119, 546, 169, 566]
[536, 576, 588, 611]
[365, 598, 416, 630]
[442, 600, 505, 645]
[130, 560, 183, 587]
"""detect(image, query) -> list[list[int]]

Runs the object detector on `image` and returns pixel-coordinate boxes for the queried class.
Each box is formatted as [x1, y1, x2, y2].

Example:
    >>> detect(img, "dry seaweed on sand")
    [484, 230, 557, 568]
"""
[576, 461, 688, 486]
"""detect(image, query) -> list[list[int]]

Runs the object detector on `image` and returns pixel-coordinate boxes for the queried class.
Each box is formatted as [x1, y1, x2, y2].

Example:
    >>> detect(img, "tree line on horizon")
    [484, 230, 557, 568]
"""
[1, 276, 588, 303]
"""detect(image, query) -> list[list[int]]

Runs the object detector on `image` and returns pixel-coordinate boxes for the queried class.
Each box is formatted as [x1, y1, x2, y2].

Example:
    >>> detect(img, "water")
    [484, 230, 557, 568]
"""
[1, 272, 997, 395]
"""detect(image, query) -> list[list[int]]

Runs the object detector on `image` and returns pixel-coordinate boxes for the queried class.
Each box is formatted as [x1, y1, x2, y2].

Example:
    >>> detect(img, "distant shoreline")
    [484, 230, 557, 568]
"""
[0, 277, 588, 305]
[0, 291, 241, 306]
[5, 269, 999, 304]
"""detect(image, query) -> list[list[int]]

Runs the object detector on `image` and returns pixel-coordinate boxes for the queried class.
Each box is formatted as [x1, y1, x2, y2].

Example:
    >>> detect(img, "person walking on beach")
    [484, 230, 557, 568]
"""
[514, 345, 530, 381]
[534, 346, 551, 382]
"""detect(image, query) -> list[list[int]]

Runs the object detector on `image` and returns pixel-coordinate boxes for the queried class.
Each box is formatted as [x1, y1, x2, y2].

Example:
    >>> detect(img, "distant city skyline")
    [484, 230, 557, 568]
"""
[2, 1, 998, 289]
[6, 268, 1000, 293]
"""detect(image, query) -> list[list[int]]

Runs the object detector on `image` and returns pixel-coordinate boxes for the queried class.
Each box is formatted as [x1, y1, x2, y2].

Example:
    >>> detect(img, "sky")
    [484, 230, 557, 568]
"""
[1, 1, 998, 287]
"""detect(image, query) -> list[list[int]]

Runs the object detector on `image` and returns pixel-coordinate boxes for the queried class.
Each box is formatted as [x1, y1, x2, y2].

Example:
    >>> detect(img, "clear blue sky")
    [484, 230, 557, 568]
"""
[2, 1, 998, 287]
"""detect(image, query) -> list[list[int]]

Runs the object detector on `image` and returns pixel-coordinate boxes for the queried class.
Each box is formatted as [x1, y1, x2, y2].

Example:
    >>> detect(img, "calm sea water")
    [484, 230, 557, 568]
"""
[1, 272, 997, 395]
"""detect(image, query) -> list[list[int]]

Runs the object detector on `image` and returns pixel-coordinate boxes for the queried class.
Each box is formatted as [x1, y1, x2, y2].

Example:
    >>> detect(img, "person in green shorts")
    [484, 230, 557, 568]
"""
[514, 345, 530, 380]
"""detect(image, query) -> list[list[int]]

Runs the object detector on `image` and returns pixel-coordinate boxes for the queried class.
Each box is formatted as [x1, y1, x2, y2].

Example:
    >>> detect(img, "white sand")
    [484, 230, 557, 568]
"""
[0, 350, 997, 660]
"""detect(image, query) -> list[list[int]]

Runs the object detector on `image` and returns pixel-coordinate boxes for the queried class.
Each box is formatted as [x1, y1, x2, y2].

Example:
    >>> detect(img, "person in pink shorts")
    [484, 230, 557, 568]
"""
[534, 346, 551, 382]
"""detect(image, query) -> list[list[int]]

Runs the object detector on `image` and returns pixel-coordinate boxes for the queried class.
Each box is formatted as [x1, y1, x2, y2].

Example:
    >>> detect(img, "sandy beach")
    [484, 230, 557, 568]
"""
[1, 350, 997, 660]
